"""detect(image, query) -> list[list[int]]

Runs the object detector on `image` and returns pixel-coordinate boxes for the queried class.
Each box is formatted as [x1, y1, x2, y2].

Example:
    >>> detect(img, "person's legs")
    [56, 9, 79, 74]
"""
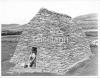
[29, 57, 36, 67]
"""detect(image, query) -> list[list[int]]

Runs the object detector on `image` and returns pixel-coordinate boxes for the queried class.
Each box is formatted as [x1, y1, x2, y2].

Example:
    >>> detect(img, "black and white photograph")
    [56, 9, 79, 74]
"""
[0, 0, 99, 77]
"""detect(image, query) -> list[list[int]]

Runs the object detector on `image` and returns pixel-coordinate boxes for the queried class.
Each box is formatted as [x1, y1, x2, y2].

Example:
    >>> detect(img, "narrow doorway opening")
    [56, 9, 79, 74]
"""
[29, 47, 37, 67]
[24, 47, 37, 68]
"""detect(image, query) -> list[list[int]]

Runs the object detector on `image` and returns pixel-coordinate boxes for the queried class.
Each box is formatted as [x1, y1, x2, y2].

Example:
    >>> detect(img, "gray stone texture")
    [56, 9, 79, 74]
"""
[9, 8, 92, 75]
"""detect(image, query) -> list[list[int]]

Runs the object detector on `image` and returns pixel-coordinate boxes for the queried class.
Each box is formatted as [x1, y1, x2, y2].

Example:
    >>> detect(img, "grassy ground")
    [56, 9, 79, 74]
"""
[1, 36, 98, 76]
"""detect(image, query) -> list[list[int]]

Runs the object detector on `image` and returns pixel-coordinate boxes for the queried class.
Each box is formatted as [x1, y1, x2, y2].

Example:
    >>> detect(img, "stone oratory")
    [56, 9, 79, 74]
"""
[9, 8, 92, 75]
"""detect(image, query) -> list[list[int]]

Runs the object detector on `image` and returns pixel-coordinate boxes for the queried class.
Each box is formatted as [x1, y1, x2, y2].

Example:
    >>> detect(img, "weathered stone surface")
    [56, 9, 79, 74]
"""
[9, 8, 92, 75]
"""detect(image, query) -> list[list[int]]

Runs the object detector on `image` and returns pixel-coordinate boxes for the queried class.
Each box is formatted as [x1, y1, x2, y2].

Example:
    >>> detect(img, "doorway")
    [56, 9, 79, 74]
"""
[29, 47, 37, 67]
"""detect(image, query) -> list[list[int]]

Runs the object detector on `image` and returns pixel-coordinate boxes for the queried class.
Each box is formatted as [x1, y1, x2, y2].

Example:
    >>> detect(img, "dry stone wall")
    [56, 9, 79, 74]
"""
[9, 8, 92, 75]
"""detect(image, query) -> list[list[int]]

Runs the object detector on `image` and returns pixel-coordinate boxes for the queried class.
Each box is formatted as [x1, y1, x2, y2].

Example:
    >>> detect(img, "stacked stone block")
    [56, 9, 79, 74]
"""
[9, 8, 92, 75]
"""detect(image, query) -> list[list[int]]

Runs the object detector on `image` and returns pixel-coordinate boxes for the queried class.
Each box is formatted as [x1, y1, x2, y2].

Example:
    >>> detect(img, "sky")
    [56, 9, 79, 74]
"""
[1, 0, 100, 25]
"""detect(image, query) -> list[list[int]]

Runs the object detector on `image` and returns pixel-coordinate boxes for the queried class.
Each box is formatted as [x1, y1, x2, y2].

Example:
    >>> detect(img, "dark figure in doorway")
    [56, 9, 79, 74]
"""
[24, 47, 37, 68]
[29, 47, 37, 67]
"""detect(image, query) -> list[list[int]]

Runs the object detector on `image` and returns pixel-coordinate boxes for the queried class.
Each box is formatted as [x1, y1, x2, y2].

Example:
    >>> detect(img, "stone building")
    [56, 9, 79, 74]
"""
[9, 8, 92, 75]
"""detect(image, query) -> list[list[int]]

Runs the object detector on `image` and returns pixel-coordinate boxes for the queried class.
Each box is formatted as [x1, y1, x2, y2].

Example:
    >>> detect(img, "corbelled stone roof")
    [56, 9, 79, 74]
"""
[9, 8, 92, 75]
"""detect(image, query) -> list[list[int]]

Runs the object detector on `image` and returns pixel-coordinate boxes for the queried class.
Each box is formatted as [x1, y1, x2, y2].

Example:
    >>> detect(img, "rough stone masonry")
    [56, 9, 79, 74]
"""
[9, 8, 92, 75]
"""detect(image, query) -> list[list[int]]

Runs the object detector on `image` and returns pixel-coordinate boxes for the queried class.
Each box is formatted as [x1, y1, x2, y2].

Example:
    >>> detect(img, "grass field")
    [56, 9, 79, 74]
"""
[1, 35, 98, 76]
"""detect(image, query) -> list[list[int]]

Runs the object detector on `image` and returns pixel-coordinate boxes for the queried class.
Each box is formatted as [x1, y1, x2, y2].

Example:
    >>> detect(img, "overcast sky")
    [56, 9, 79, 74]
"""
[1, 0, 99, 25]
